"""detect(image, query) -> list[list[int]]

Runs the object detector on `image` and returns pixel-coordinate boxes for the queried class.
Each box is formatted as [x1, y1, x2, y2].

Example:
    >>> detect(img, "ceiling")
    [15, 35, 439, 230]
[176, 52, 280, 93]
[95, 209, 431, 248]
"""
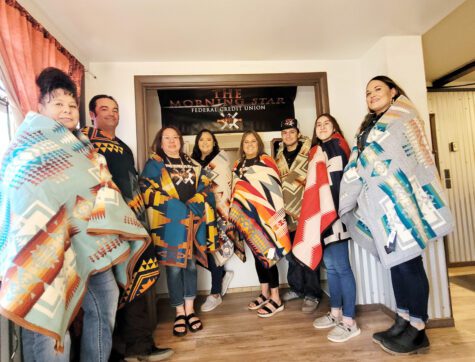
[422, 0, 475, 85]
[18, 0, 472, 85]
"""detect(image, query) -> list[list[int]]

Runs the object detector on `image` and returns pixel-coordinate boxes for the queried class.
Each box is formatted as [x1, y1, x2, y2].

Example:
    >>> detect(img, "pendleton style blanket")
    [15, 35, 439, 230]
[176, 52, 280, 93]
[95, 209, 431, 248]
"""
[339, 96, 454, 269]
[228, 154, 291, 268]
[199, 151, 234, 265]
[0, 113, 150, 346]
[275, 137, 312, 232]
[293, 133, 350, 270]
[82, 127, 159, 306]
[140, 154, 217, 268]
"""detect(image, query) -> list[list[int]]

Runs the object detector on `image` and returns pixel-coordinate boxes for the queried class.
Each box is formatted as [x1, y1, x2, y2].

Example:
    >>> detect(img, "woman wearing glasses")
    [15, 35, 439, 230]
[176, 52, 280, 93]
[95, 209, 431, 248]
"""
[140, 126, 217, 337]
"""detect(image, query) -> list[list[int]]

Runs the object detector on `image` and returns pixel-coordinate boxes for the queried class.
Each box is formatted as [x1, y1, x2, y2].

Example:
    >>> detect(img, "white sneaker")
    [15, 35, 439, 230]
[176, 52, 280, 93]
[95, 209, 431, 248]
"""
[313, 312, 340, 329]
[200, 295, 222, 312]
[221, 271, 234, 296]
[327, 322, 361, 343]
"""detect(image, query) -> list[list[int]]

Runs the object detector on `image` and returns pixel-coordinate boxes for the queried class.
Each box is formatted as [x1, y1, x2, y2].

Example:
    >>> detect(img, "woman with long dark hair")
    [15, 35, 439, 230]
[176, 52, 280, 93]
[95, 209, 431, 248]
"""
[294, 113, 359, 342]
[191, 129, 234, 312]
[140, 126, 217, 336]
[339, 76, 454, 355]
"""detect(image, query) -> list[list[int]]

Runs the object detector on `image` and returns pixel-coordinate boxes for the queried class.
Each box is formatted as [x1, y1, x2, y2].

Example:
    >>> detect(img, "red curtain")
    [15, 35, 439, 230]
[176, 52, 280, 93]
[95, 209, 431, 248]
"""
[0, 0, 84, 117]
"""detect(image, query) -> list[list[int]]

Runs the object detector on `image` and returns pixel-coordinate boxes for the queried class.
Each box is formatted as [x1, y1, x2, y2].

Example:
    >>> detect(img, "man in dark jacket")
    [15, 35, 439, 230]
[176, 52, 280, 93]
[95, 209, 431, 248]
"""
[83, 95, 172, 362]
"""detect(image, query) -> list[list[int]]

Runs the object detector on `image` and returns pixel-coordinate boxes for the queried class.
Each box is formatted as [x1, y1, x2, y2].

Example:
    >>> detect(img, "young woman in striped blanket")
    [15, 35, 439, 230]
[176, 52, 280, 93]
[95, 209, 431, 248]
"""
[228, 130, 291, 318]
[299, 114, 360, 342]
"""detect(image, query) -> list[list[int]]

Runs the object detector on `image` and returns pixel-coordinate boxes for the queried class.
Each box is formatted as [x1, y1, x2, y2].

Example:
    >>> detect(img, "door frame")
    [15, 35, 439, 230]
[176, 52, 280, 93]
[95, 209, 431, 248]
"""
[134, 72, 329, 170]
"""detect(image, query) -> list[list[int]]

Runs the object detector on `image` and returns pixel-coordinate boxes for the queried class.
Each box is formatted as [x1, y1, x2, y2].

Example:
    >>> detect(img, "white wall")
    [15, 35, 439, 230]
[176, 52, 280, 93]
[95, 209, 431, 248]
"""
[85, 59, 363, 162]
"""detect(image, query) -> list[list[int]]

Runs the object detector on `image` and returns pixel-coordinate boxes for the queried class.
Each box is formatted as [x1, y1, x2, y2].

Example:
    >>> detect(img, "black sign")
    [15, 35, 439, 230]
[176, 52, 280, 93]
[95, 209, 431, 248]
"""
[157, 87, 296, 135]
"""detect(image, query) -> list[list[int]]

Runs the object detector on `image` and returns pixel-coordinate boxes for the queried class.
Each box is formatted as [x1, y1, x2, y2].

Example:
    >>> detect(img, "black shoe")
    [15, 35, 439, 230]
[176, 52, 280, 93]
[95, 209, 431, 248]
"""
[380, 324, 430, 355]
[124, 346, 174, 361]
[372, 315, 409, 345]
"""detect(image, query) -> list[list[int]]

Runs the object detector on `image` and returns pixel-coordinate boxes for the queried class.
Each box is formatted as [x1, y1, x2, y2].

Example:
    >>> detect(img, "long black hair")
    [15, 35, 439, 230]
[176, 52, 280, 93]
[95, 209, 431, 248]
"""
[311, 113, 345, 147]
[191, 129, 220, 165]
[359, 75, 408, 133]
[36, 67, 77, 103]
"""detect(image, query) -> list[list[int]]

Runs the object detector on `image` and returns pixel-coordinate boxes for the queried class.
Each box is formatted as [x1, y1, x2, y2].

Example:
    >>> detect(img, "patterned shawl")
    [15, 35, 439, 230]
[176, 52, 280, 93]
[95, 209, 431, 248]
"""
[140, 154, 217, 268]
[228, 154, 291, 268]
[339, 96, 454, 269]
[293, 133, 350, 270]
[82, 127, 159, 306]
[199, 150, 232, 253]
[0, 113, 150, 347]
[275, 137, 311, 232]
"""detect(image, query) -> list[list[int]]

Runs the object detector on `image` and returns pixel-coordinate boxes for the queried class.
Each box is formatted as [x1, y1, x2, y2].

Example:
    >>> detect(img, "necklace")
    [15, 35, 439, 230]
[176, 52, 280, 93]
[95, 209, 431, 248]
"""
[165, 155, 194, 185]
[238, 158, 252, 179]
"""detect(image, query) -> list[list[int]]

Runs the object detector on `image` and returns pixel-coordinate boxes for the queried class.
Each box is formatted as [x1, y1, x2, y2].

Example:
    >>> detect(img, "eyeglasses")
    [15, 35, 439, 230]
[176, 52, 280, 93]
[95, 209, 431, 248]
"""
[162, 136, 180, 141]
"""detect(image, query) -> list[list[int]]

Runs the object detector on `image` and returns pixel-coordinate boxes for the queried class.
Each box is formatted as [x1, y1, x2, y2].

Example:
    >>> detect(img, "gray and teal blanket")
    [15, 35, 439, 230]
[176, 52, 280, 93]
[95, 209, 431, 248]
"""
[0, 113, 150, 347]
[339, 96, 454, 268]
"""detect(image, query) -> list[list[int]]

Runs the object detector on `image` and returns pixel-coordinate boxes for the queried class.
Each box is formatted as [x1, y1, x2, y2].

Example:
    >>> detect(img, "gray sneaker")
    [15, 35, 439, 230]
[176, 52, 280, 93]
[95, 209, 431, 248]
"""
[200, 294, 222, 312]
[124, 347, 174, 361]
[327, 322, 361, 343]
[301, 297, 319, 313]
[282, 290, 302, 302]
[313, 312, 340, 329]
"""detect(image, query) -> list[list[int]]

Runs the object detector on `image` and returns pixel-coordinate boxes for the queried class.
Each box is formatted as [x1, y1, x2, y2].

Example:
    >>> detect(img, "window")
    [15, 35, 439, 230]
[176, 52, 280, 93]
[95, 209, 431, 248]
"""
[0, 80, 14, 158]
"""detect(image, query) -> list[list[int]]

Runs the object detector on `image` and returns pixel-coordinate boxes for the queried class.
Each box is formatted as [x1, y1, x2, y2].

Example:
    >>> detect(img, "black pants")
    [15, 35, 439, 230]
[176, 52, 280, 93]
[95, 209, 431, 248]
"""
[111, 288, 157, 359]
[254, 254, 279, 289]
[207, 253, 224, 295]
[286, 231, 323, 300]
[287, 253, 323, 300]
[390, 255, 430, 322]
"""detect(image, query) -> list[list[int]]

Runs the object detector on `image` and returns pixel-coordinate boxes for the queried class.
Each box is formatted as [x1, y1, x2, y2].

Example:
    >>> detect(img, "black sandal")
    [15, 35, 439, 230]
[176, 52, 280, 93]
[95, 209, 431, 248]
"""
[185, 313, 203, 332]
[257, 299, 284, 318]
[248, 294, 268, 310]
[173, 315, 187, 337]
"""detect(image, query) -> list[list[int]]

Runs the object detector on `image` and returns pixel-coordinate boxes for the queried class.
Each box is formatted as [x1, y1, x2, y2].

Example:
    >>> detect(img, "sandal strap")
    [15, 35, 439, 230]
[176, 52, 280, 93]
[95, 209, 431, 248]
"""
[189, 319, 202, 328]
[255, 294, 267, 304]
[185, 313, 198, 321]
[266, 299, 282, 310]
[259, 304, 273, 314]
[175, 315, 186, 322]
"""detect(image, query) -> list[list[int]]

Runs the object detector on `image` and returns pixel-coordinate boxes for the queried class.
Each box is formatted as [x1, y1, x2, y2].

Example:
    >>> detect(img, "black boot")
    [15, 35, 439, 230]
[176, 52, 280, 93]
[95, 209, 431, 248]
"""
[380, 324, 430, 355]
[372, 315, 409, 345]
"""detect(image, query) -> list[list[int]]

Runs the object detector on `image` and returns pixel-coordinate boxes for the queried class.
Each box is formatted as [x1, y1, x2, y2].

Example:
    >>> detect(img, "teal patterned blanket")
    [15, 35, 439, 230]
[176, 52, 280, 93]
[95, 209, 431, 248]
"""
[0, 113, 149, 347]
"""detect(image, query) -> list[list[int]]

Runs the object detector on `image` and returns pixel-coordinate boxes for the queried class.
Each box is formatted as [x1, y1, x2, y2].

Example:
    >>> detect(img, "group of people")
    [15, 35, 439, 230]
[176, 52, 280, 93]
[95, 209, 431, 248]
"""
[0, 67, 453, 361]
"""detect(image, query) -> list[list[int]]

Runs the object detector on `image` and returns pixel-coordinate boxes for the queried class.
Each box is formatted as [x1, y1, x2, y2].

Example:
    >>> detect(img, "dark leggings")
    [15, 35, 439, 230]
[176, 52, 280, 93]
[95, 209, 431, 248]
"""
[207, 253, 224, 295]
[390, 255, 429, 323]
[254, 254, 279, 289]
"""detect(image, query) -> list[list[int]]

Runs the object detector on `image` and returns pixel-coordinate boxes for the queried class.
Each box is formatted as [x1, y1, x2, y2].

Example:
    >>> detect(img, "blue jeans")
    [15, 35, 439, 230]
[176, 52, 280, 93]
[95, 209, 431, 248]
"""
[391, 255, 429, 323]
[323, 241, 356, 318]
[22, 329, 71, 362]
[166, 259, 197, 307]
[21, 269, 119, 362]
